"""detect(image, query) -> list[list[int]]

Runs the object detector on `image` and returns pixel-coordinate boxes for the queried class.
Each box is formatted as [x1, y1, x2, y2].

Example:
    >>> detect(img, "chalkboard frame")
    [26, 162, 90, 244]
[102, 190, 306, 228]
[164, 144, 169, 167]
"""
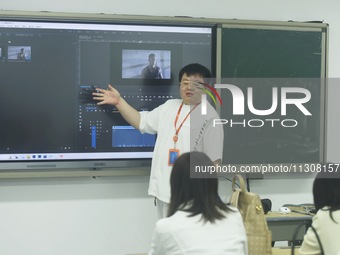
[215, 21, 328, 170]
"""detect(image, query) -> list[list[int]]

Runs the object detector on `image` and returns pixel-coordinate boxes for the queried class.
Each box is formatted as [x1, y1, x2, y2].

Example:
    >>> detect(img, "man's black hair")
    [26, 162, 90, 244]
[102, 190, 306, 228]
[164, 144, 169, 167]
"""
[178, 63, 211, 83]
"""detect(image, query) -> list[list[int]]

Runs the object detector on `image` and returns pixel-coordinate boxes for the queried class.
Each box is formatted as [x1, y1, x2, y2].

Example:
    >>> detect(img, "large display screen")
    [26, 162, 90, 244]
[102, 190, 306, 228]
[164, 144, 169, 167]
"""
[0, 18, 215, 170]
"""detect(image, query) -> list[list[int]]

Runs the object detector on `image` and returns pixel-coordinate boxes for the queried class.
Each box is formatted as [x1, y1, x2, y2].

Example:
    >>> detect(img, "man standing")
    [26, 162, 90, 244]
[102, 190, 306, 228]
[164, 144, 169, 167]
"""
[93, 63, 224, 218]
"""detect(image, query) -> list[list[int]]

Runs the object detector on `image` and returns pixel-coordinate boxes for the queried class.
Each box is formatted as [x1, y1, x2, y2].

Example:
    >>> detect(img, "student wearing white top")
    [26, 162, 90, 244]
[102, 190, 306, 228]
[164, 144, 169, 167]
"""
[299, 168, 340, 255]
[93, 64, 223, 218]
[149, 151, 248, 255]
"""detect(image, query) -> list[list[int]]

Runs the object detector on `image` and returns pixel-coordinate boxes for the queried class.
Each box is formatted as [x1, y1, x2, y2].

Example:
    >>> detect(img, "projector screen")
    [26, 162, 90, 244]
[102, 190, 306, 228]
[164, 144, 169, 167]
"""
[0, 17, 216, 171]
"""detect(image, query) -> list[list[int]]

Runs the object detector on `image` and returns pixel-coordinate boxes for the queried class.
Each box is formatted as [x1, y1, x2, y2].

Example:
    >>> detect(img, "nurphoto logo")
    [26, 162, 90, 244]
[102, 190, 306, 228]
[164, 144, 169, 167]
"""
[201, 83, 312, 128]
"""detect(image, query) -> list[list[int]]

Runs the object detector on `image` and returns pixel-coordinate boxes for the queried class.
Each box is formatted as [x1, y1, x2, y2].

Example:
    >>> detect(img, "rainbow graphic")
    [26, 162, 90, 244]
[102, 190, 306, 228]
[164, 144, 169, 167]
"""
[194, 81, 223, 107]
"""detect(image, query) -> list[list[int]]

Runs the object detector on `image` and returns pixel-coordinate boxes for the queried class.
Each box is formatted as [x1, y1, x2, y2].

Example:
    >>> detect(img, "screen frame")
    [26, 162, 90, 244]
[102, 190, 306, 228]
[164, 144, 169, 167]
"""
[0, 11, 218, 174]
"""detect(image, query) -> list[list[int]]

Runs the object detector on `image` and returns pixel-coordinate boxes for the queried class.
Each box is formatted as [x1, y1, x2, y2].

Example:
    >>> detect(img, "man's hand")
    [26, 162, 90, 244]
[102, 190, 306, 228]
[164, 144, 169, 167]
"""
[93, 84, 141, 129]
[92, 84, 121, 106]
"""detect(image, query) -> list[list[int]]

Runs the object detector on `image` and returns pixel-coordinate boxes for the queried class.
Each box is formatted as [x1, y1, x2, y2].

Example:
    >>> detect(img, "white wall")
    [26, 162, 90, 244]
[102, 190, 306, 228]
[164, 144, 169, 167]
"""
[0, 1, 339, 254]
[0, 176, 158, 255]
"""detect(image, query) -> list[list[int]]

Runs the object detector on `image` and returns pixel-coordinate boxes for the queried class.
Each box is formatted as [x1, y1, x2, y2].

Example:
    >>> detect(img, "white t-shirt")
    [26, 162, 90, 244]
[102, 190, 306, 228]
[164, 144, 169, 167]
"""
[299, 207, 340, 255]
[148, 208, 248, 255]
[139, 99, 224, 203]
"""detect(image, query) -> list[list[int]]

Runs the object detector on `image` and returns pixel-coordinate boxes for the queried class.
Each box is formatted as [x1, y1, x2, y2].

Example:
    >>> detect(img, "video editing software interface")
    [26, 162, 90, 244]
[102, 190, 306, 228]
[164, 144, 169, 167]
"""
[0, 20, 214, 162]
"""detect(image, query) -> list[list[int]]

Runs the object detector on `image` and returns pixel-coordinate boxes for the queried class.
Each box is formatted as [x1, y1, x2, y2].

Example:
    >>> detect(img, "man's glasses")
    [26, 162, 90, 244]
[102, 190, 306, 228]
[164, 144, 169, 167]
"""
[180, 81, 205, 90]
[180, 80, 223, 106]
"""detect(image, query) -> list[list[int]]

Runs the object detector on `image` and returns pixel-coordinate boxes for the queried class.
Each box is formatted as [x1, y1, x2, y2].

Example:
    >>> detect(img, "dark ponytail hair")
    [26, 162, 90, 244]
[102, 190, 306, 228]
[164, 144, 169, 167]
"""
[313, 166, 340, 222]
[168, 151, 231, 223]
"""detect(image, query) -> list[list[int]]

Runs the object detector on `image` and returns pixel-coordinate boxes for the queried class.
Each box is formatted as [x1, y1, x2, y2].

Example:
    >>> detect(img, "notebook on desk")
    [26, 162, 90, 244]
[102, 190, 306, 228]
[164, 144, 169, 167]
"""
[283, 203, 316, 215]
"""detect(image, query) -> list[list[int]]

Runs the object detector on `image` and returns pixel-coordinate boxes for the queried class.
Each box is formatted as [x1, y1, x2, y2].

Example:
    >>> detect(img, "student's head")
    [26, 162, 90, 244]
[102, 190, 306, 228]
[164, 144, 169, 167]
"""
[179, 63, 211, 105]
[313, 167, 340, 220]
[168, 151, 230, 223]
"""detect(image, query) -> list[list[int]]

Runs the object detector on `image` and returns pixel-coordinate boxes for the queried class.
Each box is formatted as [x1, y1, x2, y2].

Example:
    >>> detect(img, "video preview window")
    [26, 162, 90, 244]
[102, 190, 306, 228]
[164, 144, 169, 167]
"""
[122, 49, 171, 79]
[7, 46, 32, 62]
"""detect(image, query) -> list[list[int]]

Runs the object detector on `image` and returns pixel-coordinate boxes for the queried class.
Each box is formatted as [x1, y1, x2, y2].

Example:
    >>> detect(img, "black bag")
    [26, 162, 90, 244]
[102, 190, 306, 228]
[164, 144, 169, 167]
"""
[261, 199, 272, 214]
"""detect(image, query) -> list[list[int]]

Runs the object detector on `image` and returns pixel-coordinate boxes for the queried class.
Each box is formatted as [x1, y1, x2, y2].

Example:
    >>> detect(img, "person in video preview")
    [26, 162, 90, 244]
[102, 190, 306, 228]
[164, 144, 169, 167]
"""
[17, 48, 26, 60]
[141, 53, 164, 79]
[299, 167, 340, 255]
[148, 151, 247, 255]
[92, 63, 224, 218]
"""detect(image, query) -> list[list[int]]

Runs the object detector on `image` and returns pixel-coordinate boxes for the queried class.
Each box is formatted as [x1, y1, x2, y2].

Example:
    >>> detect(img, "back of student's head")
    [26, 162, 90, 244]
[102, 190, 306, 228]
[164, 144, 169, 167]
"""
[178, 63, 211, 83]
[313, 167, 340, 220]
[168, 151, 230, 223]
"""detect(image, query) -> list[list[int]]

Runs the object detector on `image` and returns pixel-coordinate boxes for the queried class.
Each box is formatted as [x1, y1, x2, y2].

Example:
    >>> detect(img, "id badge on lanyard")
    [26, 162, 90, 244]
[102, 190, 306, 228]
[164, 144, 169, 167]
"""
[168, 102, 199, 166]
[168, 148, 180, 166]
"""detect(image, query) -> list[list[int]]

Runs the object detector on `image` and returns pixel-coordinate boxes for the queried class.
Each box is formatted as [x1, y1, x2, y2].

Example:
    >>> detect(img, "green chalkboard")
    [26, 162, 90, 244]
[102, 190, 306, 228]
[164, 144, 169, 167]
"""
[219, 25, 327, 164]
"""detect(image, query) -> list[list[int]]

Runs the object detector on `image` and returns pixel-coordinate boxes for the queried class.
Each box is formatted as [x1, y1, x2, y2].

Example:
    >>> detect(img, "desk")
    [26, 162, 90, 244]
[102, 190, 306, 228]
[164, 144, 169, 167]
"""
[266, 212, 312, 242]
[127, 248, 299, 255]
[272, 247, 299, 255]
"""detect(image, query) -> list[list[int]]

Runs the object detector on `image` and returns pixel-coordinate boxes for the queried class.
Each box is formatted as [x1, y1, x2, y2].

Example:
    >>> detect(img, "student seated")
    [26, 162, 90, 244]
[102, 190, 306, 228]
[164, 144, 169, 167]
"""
[148, 151, 248, 255]
[299, 167, 340, 255]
